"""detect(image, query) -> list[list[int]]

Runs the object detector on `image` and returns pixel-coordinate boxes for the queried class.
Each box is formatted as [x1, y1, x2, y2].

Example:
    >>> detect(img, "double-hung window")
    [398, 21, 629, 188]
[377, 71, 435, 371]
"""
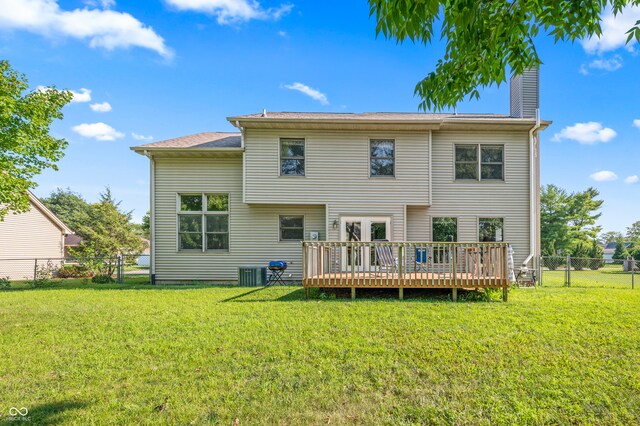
[280, 138, 305, 176]
[370, 139, 395, 177]
[455, 144, 504, 180]
[178, 193, 229, 251]
[279, 215, 304, 241]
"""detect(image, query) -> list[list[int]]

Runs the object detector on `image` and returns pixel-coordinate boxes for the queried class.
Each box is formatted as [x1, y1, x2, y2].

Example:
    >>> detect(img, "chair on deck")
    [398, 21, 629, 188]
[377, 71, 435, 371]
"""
[415, 247, 431, 273]
[373, 240, 397, 275]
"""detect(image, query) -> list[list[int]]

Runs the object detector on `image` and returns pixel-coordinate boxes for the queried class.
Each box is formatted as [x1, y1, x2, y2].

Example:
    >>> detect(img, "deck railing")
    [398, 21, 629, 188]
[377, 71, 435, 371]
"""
[302, 241, 510, 293]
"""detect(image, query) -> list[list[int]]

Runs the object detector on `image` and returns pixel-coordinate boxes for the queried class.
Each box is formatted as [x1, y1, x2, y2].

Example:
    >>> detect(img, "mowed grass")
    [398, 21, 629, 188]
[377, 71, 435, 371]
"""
[542, 265, 637, 289]
[1, 282, 640, 425]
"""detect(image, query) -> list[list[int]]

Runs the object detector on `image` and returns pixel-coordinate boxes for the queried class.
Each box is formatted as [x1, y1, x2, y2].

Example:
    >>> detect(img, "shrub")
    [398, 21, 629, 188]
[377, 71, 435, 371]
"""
[91, 275, 115, 284]
[57, 264, 92, 278]
[0, 277, 10, 289]
[35, 260, 57, 286]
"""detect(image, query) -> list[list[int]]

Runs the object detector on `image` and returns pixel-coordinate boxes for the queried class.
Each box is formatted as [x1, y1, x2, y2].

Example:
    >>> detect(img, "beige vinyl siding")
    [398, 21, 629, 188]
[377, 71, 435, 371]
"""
[154, 155, 325, 283]
[421, 130, 530, 265]
[243, 129, 429, 205]
[406, 206, 429, 241]
[0, 203, 65, 280]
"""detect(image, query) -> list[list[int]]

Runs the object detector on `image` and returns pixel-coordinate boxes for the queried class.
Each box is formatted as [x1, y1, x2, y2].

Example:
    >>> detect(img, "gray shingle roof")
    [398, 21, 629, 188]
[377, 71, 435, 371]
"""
[132, 132, 241, 150]
[227, 111, 536, 122]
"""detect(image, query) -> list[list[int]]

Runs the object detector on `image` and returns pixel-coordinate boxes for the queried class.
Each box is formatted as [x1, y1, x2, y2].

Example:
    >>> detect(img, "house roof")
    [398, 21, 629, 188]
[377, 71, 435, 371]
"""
[65, 234, 83, 246]
[227, 111, 552, 130]
[131, 132, 241, 151]
[28, 191, 74, 235]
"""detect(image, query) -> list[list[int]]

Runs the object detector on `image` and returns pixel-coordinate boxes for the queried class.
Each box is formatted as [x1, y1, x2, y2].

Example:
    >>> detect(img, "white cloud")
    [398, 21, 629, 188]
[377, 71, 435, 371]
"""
[131, 132, 153, 141]
[72, 122, 124, 141]
[582, 55, 623, 74]
[633, 119, 640, 129]
[283, 82, 329, 105]
[624, 175, 639, 184]
[590, 170, 618, 182]
[70, 88, 92, 103]
[89, 101, 112, 112]
[582, 6, 640, 54]
[0, 0, 172, 58]
[552, 122, 617, 145]
[278, 30, 287, 37]
[165, 0, 293, 25]
[84, 0, 115, 8]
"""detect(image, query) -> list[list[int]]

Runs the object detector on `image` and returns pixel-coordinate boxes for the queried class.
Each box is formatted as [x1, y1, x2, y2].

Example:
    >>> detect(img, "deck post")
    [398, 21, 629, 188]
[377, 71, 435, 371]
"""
[351, 287, 356, 300]
[452, 288, 457, 301]
[305, 287, 310, 299]
[399, 288, 404, 300]
[503, 285, 508, 302]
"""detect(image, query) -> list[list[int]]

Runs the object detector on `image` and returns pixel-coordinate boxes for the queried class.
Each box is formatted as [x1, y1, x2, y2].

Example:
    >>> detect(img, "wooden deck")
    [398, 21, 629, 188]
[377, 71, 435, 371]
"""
[302, 241, 511, 301]
[304, 271, 507, 289]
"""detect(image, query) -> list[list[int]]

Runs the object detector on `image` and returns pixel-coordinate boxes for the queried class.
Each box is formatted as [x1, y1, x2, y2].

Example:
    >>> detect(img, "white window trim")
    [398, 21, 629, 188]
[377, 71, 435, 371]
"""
[454, 144, 505, 181]
[278, 214, 305, 242]
[176, 193, 230, 253]
[369, 139, 396, 178]
[279, 138, 306, 177]
[477, 217, 505, 243]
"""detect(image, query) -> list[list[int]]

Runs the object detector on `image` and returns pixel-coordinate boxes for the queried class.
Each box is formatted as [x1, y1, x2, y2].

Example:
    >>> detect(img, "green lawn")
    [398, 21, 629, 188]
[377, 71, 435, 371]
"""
[541, 265, 637, 289]
[1, 282, 640, 425]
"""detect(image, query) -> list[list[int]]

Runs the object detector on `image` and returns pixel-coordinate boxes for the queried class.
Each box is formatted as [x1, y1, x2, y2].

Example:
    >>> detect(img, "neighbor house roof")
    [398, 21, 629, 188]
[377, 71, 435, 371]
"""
[28, 192, 74, 235]
[131, 132, 241, 151]
[65, 234, 83, 246]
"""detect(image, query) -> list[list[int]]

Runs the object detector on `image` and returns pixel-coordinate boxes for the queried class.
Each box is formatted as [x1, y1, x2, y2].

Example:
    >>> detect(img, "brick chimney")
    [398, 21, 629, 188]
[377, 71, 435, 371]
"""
[510, 67, 539, 118]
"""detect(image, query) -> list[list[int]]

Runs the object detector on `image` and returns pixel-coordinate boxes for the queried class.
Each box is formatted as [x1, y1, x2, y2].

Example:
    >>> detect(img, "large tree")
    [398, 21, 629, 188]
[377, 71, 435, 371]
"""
[599, 231, 624, 246]
[369, 1, 640, 110]
[541, 184, 603, 255]
[71, 189, 144, 275]
[626, 220, 640, 242]
[0, 60, 72, 219]
[41, 188, 92, 232]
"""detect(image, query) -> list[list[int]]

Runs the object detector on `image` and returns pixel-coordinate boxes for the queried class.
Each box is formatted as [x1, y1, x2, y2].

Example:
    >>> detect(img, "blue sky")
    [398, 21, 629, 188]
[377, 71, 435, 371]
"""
[1, 0, 639, 233]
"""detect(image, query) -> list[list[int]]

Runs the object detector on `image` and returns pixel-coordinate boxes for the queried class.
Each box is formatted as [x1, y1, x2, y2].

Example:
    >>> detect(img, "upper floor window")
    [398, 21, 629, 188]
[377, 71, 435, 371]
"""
[370, 139, 395, 177]
[178, 193, 229, 251]
[279, 215, 304, 241]
[479, 218, 504, 242]
[280, 138, 305, 176]
[455, 144, 504, 181]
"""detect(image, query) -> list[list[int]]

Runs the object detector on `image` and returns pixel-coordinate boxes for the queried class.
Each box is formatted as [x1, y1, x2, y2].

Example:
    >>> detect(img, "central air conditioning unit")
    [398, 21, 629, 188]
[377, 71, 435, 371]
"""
[238, 265, 267, 286]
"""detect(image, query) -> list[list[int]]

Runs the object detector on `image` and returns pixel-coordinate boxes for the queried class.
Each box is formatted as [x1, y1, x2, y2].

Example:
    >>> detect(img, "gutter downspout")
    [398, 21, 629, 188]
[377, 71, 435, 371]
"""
[235, 120, 246, 203]
[144, 150, 156, 284]
[525, 109, 541, 269]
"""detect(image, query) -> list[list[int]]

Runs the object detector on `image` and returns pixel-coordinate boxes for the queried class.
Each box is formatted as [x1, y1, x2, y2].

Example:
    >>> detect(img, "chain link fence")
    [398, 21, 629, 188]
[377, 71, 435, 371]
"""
[540, 256, 638, 289]
[0, 254, 149, 287]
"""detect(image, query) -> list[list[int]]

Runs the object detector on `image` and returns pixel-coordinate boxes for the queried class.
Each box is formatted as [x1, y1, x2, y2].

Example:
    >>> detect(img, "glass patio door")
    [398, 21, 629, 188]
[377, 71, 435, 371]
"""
[340, 217, 391, 272]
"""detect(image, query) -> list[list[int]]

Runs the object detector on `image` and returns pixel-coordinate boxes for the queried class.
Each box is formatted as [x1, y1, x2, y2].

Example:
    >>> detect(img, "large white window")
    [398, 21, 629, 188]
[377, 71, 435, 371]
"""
[178, 193, 229, 251]
[455, 144, 504, 180]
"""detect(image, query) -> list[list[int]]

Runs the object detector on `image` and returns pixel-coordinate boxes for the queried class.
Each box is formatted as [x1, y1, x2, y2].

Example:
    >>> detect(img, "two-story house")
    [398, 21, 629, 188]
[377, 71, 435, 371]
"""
[132, 69, 549, 288]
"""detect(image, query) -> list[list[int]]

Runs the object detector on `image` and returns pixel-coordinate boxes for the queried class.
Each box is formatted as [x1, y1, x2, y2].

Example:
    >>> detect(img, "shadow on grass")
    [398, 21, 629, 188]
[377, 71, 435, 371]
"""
[0, 400, 86, 426]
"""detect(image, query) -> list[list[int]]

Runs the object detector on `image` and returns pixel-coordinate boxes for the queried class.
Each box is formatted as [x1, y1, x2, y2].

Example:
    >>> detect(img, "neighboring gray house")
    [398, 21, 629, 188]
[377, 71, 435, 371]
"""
[132, 70, 550, 285]
[0, 192, 73, 280]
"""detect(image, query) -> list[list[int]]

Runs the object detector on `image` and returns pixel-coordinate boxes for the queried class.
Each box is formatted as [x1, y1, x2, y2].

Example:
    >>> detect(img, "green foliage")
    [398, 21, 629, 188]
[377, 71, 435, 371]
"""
[369, 0, 640, 110]
[34, 260, 57, 286]
[626, 220, 640, 242]
[0, 277, 10, 289]
[541, 184, 603, 256]
[599, 231, 623, 245]
[612, 238, 629, 260]
[0, 60, 72, 220]
[91, 275, 115, 284]
[41, 188, 92, 232]
[140, 210, 151, 239]
[70, 188, 144, 275]
[57, 264, 92, 279]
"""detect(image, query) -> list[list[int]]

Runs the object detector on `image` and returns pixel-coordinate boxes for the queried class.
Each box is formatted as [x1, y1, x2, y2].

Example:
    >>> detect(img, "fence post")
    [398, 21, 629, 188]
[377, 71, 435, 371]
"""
[566, 255, 571, 287]
[117, 256, 122, 284]
[631, 257, 635, 290]
[33, 258, 38, 287]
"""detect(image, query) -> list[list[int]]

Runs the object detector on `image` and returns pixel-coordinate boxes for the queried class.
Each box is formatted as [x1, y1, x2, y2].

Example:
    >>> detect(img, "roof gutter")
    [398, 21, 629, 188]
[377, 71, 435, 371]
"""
[143, 149, 156, 281]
